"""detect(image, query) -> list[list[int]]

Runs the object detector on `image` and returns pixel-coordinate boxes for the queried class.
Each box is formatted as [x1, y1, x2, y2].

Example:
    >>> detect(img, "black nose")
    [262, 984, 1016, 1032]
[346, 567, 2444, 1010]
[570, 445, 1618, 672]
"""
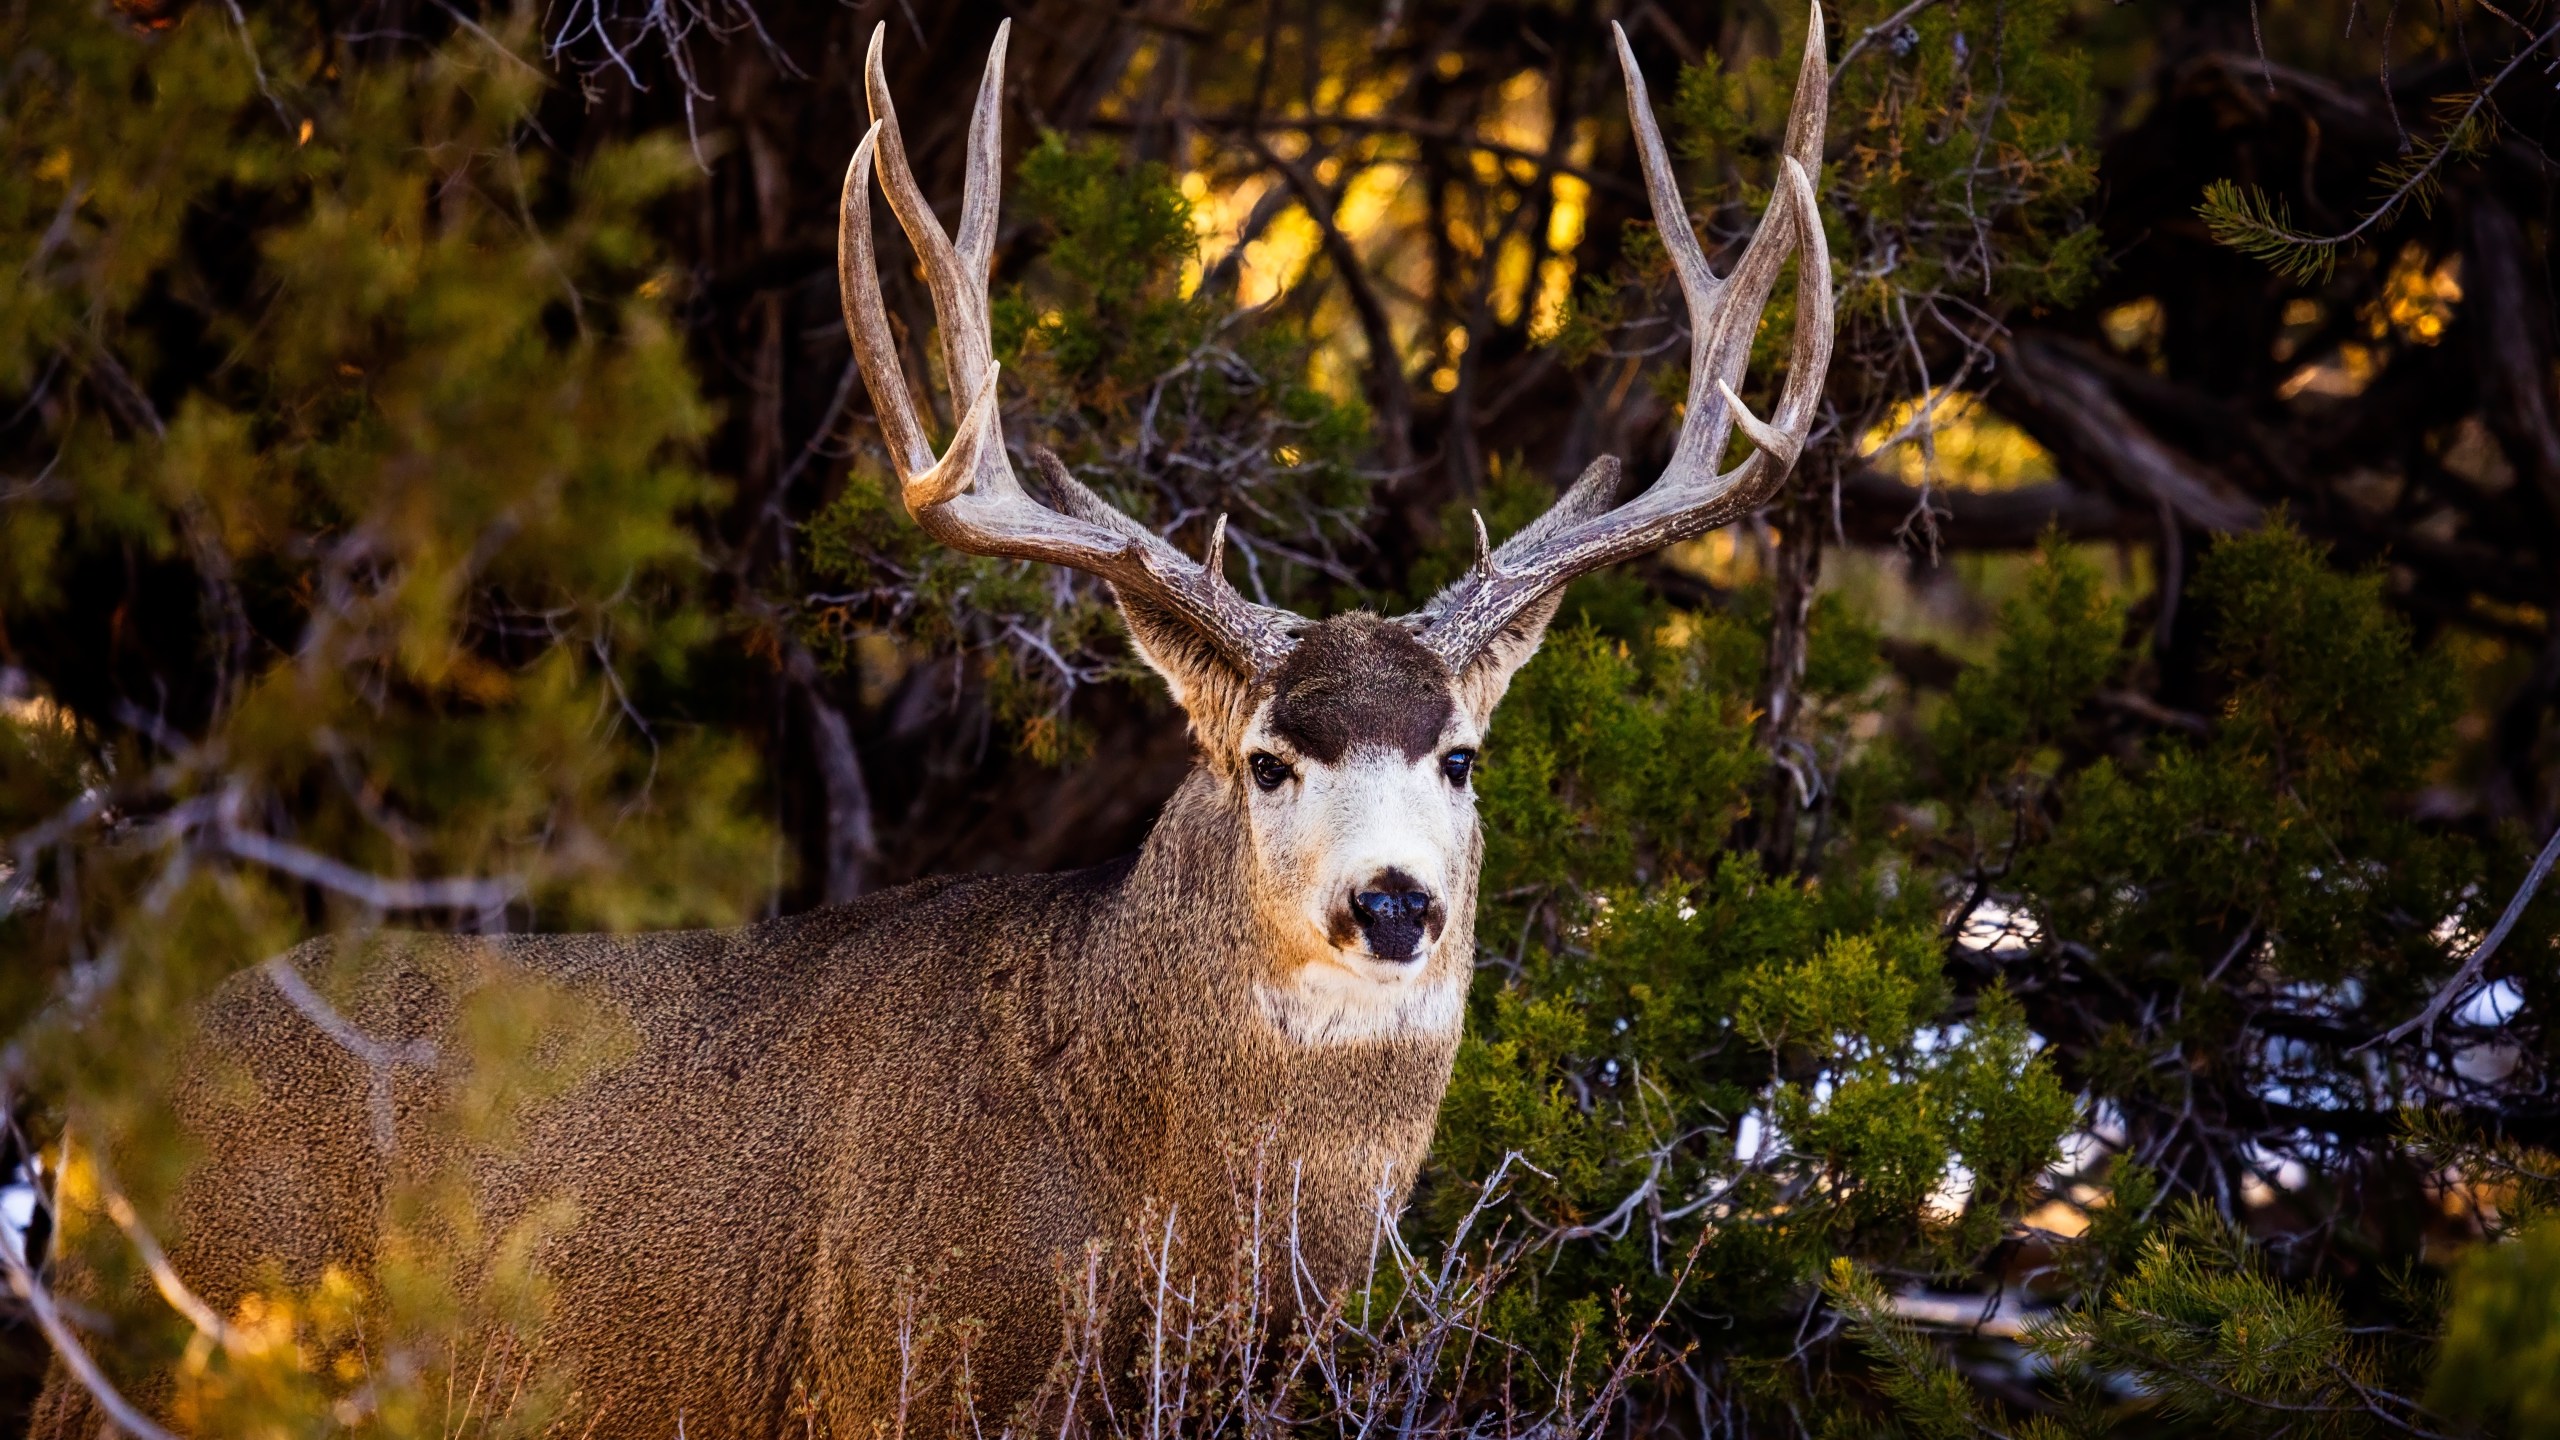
[1349, 875, 1438, 961]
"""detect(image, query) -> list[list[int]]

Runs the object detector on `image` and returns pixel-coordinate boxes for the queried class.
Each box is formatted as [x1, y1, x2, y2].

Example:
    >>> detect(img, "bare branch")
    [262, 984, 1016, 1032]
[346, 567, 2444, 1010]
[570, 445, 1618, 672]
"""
[99, 1185, 237, 1349]
[2372, 821, 2560, 1049]
[218, 828, 522, 917]
[261, 956, 438, 1153]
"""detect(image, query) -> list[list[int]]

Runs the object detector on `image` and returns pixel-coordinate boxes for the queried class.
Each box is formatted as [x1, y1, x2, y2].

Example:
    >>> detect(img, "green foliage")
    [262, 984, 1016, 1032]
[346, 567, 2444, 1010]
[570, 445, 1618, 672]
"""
[3, 3, 771, 932]
[1440, 518, 2533, 1432]
[2433, 1218, 2560, 1435]
[2199, 179, 2341, 283]
[1425, 531, 2080, 1399]
[1783, 524, 2532, 1435]
[2198, 522, 2459, 792]
[3, 2, 772, 1430]
[2023, 526, 2467, 1010]
[992, 132, 1199, 394]
[1809, 0, 2102, 316]
[1836, 1193, 2449, 1440]
[1932, 534, 2122, 795]
[2023, 1202, 2433, 1436]
[1827, 1259, 2068, 1440]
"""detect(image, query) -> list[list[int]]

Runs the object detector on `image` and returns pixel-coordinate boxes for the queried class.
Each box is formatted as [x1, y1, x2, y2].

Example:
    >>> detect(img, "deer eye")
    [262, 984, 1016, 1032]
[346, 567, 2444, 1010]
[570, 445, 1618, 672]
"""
[1249, 753, 1295, 792]
[1442, 749, 1477, 787]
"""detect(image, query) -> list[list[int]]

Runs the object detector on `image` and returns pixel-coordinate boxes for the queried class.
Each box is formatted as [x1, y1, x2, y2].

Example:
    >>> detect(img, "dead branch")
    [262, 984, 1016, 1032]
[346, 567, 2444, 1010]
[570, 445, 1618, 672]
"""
[217, 828, 523, 919]
[2374, 820, 2560, 1049]
[1993, 337, 2262, 534]
[260, 957, 438, 1154]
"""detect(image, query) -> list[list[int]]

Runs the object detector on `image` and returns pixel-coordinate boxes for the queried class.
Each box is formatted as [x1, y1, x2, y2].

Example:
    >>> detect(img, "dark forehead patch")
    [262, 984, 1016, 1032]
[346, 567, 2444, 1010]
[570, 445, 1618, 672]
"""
[1265, 614, 1455, 764]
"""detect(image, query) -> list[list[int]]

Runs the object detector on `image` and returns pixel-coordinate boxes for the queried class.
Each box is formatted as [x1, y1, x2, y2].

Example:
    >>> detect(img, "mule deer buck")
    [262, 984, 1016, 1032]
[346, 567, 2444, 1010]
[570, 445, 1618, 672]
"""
[31, 14, 1829, 1438]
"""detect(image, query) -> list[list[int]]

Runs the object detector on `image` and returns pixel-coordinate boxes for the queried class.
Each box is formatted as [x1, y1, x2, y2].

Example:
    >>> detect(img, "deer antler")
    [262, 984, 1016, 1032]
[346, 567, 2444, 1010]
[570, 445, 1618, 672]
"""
[1409, 5, 1834, 672]
[839, 21, 1302, 675]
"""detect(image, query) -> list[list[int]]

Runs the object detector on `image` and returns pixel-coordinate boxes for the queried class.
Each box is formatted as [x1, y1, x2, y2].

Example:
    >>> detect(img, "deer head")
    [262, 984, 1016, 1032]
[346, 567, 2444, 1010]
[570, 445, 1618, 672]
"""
[839, 15, 1831, 1038]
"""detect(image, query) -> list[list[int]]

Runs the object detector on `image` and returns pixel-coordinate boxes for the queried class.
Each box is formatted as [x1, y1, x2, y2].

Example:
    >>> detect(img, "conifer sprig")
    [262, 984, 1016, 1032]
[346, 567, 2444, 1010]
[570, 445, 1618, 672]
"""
[2201, 16, 2558, 279]
[2197, 179, 2341, 283]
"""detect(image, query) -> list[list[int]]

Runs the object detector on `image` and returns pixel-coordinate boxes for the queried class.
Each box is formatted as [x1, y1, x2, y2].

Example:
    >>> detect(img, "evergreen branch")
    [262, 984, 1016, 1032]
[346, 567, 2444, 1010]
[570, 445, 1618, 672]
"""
[2201, 16, 2560, 278]
[2079, 1331, 2454, 1438]
[2403, 1119, 2560, 1244]
[2197, 180, 2341, 284]
[1823, 1261, 2026, 1440]
[2325, 1358, 2463, 1440]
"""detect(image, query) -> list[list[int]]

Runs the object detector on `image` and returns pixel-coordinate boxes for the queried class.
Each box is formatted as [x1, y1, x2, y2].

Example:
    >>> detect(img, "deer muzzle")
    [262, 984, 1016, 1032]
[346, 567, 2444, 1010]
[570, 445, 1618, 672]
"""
[1346, 870, 1443, 962]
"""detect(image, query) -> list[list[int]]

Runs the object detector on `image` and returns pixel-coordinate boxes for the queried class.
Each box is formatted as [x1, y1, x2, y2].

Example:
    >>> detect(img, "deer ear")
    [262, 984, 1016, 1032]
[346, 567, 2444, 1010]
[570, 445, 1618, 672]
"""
[1450, 586, 1567, 728]
[1116, 590, 1256, 753]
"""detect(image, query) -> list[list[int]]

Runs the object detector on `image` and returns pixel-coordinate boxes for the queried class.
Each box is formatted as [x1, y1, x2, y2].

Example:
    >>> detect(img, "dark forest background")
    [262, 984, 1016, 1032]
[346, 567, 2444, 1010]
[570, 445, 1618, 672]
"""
[10, 0, 2560, 1434]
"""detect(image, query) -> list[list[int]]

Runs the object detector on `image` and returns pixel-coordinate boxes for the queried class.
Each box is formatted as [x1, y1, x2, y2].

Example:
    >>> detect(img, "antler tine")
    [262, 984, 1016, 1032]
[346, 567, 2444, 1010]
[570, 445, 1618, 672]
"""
[1624, 7, 1826, 484]
[865, 22, 1007, 414]
[955, 24, 1007, 286]
[840, 123, 934, 484]
[1408, 4, 1833, 672]
[1737, 152, 1834, 455]
[1613, 22, 1722, 419]
[839, 26, 1300, 675]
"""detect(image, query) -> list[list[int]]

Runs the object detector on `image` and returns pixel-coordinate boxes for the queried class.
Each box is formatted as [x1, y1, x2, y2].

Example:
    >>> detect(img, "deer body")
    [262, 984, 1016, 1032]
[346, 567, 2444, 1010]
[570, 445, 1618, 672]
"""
[37, 756, 1467, 1438]
[32, 15, 1831, 1438]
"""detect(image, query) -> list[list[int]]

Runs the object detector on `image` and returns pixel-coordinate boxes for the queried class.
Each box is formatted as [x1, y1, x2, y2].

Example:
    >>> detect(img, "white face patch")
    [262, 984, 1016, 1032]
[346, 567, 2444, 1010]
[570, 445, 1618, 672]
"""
[1238, 702, 1480, 1048]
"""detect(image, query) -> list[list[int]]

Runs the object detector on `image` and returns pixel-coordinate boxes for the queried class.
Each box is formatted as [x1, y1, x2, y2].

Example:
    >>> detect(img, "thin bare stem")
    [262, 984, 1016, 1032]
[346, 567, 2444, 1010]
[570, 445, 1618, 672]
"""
[2372, 820, 2560, 1048]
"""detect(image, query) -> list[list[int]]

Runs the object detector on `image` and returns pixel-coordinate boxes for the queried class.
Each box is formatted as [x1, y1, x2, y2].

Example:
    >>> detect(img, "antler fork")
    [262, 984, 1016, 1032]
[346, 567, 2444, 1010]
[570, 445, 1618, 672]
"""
[838, 20, 1302, 675]
[1410, 5, 1834, 672]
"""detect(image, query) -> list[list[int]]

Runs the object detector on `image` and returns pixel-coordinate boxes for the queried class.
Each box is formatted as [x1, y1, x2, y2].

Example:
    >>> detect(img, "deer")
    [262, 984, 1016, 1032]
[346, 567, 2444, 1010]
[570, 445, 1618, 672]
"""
[29, 14, 1829, 1439]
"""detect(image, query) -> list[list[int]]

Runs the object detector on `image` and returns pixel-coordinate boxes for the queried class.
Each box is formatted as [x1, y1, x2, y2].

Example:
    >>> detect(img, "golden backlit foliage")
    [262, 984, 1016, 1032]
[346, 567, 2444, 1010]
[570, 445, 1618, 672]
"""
[1860, 393, 2059, 494]
[2275, 242, 2464, 401]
